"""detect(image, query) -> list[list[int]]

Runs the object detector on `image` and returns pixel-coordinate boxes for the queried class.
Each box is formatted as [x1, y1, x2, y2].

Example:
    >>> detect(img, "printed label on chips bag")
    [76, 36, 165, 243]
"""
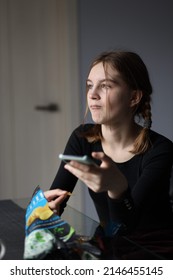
[25, 186, 75, 242]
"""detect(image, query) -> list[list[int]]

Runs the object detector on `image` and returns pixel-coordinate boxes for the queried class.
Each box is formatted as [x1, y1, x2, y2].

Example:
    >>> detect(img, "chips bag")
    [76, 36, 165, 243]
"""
[23, 186, 101, 259]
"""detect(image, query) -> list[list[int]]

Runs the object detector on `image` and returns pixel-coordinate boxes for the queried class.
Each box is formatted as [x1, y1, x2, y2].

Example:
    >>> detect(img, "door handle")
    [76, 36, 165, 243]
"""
[35, 103, 59, 112]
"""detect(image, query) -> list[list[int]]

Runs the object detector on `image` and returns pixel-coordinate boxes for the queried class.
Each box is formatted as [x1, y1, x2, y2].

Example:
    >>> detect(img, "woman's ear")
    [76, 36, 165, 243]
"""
[130, 90, 143, 107]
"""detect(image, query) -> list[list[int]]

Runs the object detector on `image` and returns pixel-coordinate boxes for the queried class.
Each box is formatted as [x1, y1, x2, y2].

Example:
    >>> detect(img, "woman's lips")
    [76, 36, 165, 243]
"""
[90, 105, 102, 110]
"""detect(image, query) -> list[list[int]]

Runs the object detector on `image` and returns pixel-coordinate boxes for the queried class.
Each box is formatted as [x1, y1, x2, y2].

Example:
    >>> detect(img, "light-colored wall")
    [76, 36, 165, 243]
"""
[77, 0, 173, 220]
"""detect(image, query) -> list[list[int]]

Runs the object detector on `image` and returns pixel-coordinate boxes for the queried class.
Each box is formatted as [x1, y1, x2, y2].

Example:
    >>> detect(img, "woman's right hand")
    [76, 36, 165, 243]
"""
[44, 189, 69, 215]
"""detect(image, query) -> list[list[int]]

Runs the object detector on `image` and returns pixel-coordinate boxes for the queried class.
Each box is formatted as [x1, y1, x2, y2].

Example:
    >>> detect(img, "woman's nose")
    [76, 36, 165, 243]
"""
[88, 87, 100, 99]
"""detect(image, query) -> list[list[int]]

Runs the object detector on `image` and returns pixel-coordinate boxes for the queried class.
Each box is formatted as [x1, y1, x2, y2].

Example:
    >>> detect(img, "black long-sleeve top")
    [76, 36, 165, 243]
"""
[50, 124, 173, 233]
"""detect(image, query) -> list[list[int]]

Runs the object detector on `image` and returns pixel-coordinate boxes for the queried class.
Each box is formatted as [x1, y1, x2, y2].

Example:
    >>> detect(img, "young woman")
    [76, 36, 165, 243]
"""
[44, 51, 173, 258]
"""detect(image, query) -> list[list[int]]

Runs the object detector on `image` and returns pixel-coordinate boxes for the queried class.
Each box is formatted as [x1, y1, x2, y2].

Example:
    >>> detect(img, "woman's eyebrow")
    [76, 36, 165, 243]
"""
[86, 78, 115, 83]
[86, 79, 92, 83]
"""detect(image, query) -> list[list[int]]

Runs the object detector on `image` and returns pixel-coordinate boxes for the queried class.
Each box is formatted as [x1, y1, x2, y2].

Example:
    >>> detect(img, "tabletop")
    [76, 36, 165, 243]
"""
[0, 198, 171, 260]
[0, 198, 98, 260]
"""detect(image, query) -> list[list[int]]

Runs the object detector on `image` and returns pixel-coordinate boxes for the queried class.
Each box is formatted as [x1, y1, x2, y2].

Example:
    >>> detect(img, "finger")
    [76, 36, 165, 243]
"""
[65, 160, 94, 175]
[48, 194, 67, 211]
[64, 163, 103, 192]
[64, 163, 83, 177]
[44, 189, 68, 201]
[69, 160, 94, 171]
[65, 163, 93, 183]
[91, 152, 111, 165]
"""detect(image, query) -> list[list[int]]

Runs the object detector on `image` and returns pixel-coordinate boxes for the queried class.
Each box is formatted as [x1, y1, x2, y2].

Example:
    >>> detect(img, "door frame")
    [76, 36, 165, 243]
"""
[0, 0, 80, 199]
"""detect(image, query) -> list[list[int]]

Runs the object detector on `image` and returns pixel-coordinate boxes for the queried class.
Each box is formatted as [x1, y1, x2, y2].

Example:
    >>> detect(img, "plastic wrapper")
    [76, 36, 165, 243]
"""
[23, 186, 101, 259]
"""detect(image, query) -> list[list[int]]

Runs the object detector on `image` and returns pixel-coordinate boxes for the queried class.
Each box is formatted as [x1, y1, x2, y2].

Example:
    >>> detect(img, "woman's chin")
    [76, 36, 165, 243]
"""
[91, 115, 103, 124]
[92, 119, 102, 124]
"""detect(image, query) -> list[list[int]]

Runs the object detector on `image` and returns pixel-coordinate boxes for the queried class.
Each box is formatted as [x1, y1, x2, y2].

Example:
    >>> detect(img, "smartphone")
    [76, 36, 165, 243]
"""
[59, 154, 96, 166]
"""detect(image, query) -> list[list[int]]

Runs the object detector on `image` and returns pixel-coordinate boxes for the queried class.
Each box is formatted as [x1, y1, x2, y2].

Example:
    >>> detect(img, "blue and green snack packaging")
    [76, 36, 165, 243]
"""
[24, 186, 76, 259]
[23, 186, 101, 259]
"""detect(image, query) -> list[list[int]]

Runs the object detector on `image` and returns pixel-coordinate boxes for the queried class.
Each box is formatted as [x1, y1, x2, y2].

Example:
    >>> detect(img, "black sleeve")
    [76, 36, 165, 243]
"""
[50, 126, 85, 214]
[107, 137, 173, 231]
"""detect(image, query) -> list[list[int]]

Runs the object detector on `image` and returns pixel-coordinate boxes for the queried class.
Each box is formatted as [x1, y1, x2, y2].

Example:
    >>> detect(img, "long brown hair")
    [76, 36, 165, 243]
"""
[83, 50, 153, 155]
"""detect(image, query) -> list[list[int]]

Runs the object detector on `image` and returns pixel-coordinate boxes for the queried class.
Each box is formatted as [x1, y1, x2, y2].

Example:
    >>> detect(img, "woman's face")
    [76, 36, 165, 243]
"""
[87, 62, 135, 126]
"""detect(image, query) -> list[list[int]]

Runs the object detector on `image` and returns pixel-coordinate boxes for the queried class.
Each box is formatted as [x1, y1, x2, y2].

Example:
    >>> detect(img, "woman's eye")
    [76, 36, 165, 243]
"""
[86, 84, 93, 90]
[101, 83, 111, 89]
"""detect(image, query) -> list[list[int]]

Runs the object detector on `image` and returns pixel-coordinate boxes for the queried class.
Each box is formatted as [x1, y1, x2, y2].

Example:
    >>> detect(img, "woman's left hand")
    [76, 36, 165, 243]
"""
[44, 189, 69, 214]
[64, 152, 127, 198]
